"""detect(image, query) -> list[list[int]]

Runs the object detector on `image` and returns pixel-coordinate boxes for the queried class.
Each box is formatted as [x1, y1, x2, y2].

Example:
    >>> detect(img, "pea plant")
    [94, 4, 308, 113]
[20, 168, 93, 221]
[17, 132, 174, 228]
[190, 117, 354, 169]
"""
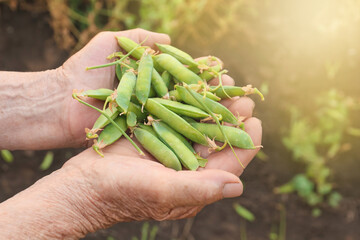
[276, 89, 359, 215]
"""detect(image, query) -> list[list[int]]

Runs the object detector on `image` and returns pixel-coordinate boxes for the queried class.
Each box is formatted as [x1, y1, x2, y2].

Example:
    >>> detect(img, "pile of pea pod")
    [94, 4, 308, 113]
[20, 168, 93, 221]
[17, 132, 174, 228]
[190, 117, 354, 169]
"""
[73, 37, 264, 171]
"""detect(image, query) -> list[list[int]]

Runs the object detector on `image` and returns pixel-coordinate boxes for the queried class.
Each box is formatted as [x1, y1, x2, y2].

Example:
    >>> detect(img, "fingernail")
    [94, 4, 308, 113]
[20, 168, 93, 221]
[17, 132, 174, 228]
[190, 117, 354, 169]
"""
[222, 182, 243, 198]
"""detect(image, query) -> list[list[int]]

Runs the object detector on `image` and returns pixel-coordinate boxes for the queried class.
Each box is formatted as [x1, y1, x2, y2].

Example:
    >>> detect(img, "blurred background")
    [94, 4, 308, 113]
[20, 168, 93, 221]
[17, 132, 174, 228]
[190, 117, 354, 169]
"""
[1, 0, 360, 239]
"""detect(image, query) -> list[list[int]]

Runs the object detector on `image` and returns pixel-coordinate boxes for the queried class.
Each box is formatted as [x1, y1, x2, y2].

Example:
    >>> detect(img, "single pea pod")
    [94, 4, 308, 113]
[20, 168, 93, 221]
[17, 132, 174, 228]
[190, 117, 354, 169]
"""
[116, 71, 137, 113]
[116, 36, 145, 60]
[151, 69, 169, 97]
[93, 116, 127, 156]
[87, 104, 119, 139]
[152, 98, 209, 119]
[136, 52, 153, 105]
[152, 121, 199, 170]
[161, 71, 172, 89]
[176, 86, 239, 125]
[169, 90, 182, 101]
[138, 123, 157, 137]
[82, 88, 113, 101]
[190, 122, 256, 149]
[134, 128, 182, 171]
[155, 43, 198, 67]
[115, 63, 122, 81]
[126, 111, 137, 127]
[116, 36, 164, 72]
[204, 91, 221, 101]
[128, 102, 147, 123]
[144, 99, 209, 146]
[210, 85, 264, 100]
[155, 54, 203, 85]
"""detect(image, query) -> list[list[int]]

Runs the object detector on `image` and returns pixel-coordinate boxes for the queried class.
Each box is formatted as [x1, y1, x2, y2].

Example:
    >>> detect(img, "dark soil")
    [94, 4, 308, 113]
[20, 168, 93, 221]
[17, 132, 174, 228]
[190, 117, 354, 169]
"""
[1, 4, 359, 240]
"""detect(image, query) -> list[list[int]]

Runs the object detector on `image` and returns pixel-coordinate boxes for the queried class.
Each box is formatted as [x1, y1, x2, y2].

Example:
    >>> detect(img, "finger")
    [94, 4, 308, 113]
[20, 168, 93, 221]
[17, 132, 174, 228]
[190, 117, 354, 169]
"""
[194, 56, 224, 68]
[165, 169, 243, 207]
[227, 96, 255, 120]
[204, 117, 262, 176]
[119, 28, 171, 49]
[208, 74, 235, 86]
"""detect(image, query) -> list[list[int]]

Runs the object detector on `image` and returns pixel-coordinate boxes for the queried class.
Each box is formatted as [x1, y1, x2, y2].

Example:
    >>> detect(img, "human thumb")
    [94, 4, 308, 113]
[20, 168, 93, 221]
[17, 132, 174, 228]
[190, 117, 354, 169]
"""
[166, 169, 243, 207]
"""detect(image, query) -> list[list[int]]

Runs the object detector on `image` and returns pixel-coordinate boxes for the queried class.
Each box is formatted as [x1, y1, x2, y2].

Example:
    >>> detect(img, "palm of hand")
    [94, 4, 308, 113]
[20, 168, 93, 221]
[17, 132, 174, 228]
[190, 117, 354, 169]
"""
[66, 126, 259, 226]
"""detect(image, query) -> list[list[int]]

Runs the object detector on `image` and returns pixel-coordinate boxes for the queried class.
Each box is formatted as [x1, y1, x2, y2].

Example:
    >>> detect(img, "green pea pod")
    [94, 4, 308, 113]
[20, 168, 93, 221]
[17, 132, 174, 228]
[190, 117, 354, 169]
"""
[128, 102, 147, 123]
[116, 36, 146, 60]
[149, 85, 157, 98]
[151, 69, 168, 97]
[82, 88, 113, 101]
[152, 121, 199, 170]
[144, 99, 209, 146]
[190, 122, 256, 149]
[169, 90, 182, 101]
[176, 86, 239, 125]
[117, 36, 164, 72]
[115, 63, 122, 81]
[87, 104, 119, 139]
[161, 71, 172, 89]
[116, 71, 137, 113]
[205, 92, 221, 102]
[155, 54, 202, 85]
[152, 98, 209, 119]
[93, 116, 127, 156]
[155, 43, 198, 67]
[138, 124, 157, 137]
[134, 128, 182, 171]
[210, 85, 264, 100]
[154, 121, 195, 153]
[136, 53, 153, 105]
[199, 64, 222, 81]
[126, 111, 137, 127]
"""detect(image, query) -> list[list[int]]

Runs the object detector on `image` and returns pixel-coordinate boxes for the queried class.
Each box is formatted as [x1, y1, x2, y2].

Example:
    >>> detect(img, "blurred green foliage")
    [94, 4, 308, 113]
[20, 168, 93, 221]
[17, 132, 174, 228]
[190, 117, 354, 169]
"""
[276, 89, 359, 211]
[1, 150, 13, 163]
[131, 222, 158, 240]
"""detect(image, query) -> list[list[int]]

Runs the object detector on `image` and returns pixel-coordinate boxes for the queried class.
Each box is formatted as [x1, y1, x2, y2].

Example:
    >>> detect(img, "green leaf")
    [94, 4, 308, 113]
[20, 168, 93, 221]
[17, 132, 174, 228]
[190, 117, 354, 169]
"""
[233, 203, 255, 222]
[274, 182, 295, 194]
[318, 183, 332, 195]
[39, 151, 54, 171]
[1, 150, 13, 163]
[327, 192, 342, 208]
[149, 225, 159, 240]
[141, 222, 150, 240]
[311, 208, 322, 217]
[292, 174, 314, 197]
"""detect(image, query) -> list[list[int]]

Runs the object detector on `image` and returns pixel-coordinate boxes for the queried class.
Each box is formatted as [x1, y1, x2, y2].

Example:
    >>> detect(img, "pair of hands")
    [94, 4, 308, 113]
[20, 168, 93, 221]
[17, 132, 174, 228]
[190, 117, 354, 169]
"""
[1, 29, 262, 238]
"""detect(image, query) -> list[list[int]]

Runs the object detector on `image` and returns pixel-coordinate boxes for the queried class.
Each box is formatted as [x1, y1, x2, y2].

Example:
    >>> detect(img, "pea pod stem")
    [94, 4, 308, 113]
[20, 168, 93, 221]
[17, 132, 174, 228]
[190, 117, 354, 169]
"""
[209, 70, 232, 99]
[72, 93, 144, 156]
[183, 84, 244, 169]
[86, 38, 147, 70]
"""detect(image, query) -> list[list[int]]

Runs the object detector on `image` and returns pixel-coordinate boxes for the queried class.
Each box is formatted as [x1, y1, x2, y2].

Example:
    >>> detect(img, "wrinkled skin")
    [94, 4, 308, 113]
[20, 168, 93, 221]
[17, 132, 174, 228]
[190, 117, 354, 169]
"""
[0, 29, 262, 239]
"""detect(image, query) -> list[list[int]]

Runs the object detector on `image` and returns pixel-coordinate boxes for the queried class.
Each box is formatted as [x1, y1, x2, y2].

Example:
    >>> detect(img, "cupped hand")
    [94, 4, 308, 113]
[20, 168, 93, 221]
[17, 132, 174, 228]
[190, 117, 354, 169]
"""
[56, 74, 262, 237]
[60, 29, 170, 147]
